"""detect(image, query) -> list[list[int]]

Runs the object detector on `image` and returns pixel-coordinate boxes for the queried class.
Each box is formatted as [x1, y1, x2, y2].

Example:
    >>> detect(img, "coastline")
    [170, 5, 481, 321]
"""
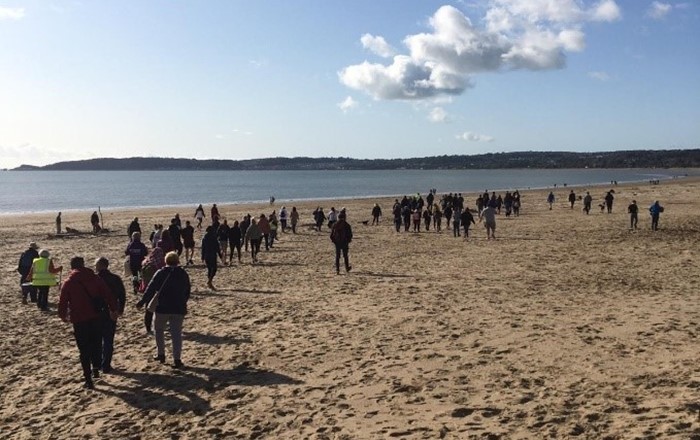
[1, 176, 699, 438]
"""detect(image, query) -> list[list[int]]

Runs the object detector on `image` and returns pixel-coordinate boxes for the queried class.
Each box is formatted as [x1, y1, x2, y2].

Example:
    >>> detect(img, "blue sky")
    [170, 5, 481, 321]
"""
[0, 0, 698, 168]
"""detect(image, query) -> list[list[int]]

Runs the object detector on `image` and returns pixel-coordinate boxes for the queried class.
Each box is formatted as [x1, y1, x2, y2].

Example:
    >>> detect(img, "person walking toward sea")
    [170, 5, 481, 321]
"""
[140, 242, 165, 334]
[258, 214, 271, 250]
[422, 208, 431, 231]
[181, 220, 195, 265]
[229, 220, 242, 264]
[330, 211, 353, 275]
[583, 192, 592, 214]
[17, 242, 39, 304]
[452, 206, 462, 237]
[56, 212, 61, 235]
[290, 207, 299, 234]
[279, 207, 288, 232]
[461, 208, 475, 238]
[547, 192, 555, 210]
[168, 218, 183, 257]
[480, 205, 497, 240]
[95, 257, 126, 374]
[125, 232, 149, 294]
[649, 201, 664, 231]
[412, 209, 421, 232]
[245, 219, 262, 263]
[240, 214, 251, 250]
[433, 205, 442, 232]
[269, 213, 279, 248]
[91, 211, 100, 233]
[201, 226, 222, 290]
[568, 190, 576, 209]
[444, 205, 453, 229]
[217, 219, 230, 264]
[392, 203, 402, 232]
[371, 204, 382, 225]
[314, 207, 325, 232]
[628, 200, 639, 230]
[28, 249, 63, 311]
[137, 252, 190, 369]
[194, 204, 205, 229]
[128, 217, 141, 238]
[211, 204, 220, 224]
[59, 256, 118, 389]
[605, 191, 614, 213]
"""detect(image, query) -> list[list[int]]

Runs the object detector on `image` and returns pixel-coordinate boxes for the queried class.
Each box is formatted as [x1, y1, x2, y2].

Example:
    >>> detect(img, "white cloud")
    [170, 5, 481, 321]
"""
[590, 0, 622, 22]
[0, 143, 83, 168]
[647, 2, 672, 20]
[340, 2, 621, 101]
[428, 107, 450, 123]
[456, 131, 494, 142]
[588, 71, 610, 81]
[360, 34, 396, 58]
[0, 6, 25, 20]
[337, 96, 359, 113]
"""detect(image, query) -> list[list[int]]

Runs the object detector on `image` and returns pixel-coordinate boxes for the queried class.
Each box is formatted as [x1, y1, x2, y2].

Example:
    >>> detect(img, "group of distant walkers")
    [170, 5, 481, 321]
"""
[18, 183, 667, 390]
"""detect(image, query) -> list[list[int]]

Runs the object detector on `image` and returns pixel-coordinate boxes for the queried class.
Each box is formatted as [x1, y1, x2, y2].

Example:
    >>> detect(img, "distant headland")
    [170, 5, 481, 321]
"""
[10, 149, 700, 171]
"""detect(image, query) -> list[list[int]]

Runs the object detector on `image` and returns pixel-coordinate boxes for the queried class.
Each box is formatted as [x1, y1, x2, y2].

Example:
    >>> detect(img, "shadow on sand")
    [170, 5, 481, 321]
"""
[101, 362, 302, 415]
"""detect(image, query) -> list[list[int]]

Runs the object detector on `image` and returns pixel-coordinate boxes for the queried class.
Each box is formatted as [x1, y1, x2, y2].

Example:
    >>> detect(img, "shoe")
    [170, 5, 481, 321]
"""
[346, 266, 352, 273]
[102, 366, 112, 374]
[22, 298, 27, 304]
[84, 380, 95, 389]
[173, 359, 184, 369]
[92, 370, 100, 379]
[153, 354, 165, 363]
[336, 270, 340, 275]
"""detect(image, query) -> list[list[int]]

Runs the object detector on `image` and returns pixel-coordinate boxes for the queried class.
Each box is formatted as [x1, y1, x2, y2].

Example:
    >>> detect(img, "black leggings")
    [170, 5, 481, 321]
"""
[73, 319, 103, 381]
[205, 257, 218, 280]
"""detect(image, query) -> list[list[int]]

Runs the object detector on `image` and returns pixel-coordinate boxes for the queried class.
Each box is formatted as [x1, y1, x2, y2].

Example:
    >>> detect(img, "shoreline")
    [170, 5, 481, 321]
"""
[1, 172, 695, 218]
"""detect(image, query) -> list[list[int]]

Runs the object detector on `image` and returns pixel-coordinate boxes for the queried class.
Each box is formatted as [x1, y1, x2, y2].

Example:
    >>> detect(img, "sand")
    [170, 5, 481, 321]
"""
[1, 178, 699, 439]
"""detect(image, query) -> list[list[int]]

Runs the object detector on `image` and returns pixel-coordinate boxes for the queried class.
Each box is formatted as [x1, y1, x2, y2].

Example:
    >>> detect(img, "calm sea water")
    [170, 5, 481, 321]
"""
[0, 169, 695, 214]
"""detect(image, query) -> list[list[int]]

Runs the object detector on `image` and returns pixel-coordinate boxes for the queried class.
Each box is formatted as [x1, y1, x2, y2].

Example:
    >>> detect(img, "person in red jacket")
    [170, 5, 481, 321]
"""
[58, 256, 119, 389]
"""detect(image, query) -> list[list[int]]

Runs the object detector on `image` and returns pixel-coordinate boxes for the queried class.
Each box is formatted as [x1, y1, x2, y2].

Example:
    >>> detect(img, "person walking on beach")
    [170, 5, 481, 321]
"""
[27, 249, 63, 311]
[412, 209, 421, 232]
[140, 242, 165, 334]
[313, 207, 325, 232]
[433, 205, 442, 232]
[240, 214, 251, 250]
[392, 203, 402, 232]
[547, 192, 555, 210]
[56, 212, 61, 235]
[461, 208, 475, 238]
[181, 220, 195, 265]
[95, 257, 126, 374]
[59, 256, 119, 389]
[423, 208, 431, 231]
[217, 219, 230, 264]
[568, 190, 576, 209]
[211, 204, 220, 224]
[127, 217, 141, 238]
[245, 219, 262, 263]
[137, 252, 190, 369]
[649, 201, 664, 231]
[91, 211, 100, 233]
[330, 211, 353, 275]
[605, 191, 615, 213]
[628, 200, 639, 230]
[194, 204, 206, 229]
[258, 214, 271, 250]
[201, 226, 223, 290]
[290, 207, 299, 234]
[17, 242, 39, 304]
[168, 218, 183, 257]
[327, 207, 338, 230]
[125, 232, 149, 294]
[371, 204, 382, 225]
[583, 192, 592, 214]
[229, 220, 242, 265]
[452, 206, 462, 237]
[480, 205, 497, 240]
[279, 206, 288, 232]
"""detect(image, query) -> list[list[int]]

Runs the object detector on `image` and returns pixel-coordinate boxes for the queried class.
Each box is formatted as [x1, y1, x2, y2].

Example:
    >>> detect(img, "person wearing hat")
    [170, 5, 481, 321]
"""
[330, 211, 353, 275]
[17, 242, 40, 304]
[27, 249, 63, 311]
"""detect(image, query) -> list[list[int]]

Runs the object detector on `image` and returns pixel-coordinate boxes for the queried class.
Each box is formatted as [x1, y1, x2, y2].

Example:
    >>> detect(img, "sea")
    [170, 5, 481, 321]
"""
[0, 168, 696, 215]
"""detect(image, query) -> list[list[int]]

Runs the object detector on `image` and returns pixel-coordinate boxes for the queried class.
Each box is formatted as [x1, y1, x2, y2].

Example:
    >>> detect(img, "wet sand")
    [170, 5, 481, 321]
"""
[1, 177, 699, 439]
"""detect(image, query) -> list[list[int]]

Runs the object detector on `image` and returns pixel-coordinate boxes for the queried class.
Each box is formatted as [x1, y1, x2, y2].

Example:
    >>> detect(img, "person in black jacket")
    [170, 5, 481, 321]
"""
[127, 218, 141, 238]
[460, 208, 476, 238]
[95, 257, 126, 374]
[168, 218, 183, 256]
[18, 242, 39, 303]
[228, 220, 242, 265]
[137, 252, 190, 369]
[330, 212, 353, 275]
[201, 226, 222, 290]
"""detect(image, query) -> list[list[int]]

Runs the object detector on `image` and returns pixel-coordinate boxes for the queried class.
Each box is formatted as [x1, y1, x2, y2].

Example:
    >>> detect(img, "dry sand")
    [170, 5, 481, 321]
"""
[1, 178, 699, 439]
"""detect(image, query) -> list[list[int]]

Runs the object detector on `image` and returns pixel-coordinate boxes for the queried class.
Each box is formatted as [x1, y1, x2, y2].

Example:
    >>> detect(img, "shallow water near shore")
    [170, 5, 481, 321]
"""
[1, 168, 695, 214]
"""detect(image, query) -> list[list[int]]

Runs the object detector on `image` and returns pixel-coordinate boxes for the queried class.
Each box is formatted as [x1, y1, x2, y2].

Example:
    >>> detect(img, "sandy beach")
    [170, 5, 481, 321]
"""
[1, 178, 699, 439]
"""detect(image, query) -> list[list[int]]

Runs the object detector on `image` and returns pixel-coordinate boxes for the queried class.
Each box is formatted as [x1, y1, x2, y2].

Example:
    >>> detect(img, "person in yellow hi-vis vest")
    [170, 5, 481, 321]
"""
[28, 249, 63, 311]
